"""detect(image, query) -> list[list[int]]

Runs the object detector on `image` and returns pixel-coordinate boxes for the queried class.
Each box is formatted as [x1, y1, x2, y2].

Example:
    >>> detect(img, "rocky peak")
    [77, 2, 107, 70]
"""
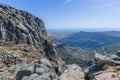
[0, 3, 63, 63]
[0, 4, 66, 80]
[0, 3, 46, 46]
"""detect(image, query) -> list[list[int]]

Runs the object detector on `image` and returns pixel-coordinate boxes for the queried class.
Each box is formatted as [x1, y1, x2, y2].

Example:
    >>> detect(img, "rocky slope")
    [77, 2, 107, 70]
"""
[0, 4, 66, 80]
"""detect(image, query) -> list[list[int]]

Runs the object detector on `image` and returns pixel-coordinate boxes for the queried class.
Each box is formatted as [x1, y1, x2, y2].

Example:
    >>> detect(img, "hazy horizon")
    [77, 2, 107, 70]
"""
[47, 28, 120, 32]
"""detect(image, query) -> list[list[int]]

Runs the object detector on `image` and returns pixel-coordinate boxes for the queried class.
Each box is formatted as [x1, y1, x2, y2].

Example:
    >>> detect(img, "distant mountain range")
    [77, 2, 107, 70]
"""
[48, 28, 120, 33]
[49, 31, 120, 67]
[101, 31, 120, 37]
[50, 31, 120, 49]
[57, 31, 120, 49]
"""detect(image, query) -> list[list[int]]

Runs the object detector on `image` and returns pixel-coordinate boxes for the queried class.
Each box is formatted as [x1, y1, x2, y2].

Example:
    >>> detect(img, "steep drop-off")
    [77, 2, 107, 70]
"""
[0, 4, 65, 80]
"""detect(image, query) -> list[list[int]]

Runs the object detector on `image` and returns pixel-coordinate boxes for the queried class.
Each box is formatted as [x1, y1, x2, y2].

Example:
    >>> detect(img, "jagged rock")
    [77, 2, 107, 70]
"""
[0, 3, 66, 80]
[34, 58, 53, 75]
[59, 64, 85, 80]
[39, 58, 53, 67]
[21, 65, 34, 74]
[116, 51, 120, 57]
[94, 53, 111, 66]
[0, 70, 10, 80]
[94, 71, 120, 80]
[34, 64, 50, 75]
[34, 58, 65, 76]
[22, 73, 58, 80]
[86, 68, 120, 80]
[0, 68, 4, 72]
[16, 70, 32, 80]
[110, 54, 120, 61]
[85, 65, 102, 73]
[0, 3, 65, 65]
[0, 4, 47, 46]
[86, 53, 120, 79]
[35, 73, 53, 80]
[115, 66, 120, 71]
[22, 74, 38, 80]
[0, 76, 7, 80]
[6, 64, 34, 80]
[94, 53, 120, 67]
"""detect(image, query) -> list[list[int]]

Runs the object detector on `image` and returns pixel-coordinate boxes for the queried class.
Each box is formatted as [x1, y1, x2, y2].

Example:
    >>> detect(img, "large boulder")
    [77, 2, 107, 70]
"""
[22, 73, 58, 80]
[34, 58, 54, 75]
[86, 53, 120, 79]
[116, 51, 120, 57]
[94, 53, 111, 66]
[94, 71, 120, 80]
[95, 53, 120, 66]
[59, 64, 85, 80]
[16, 70, 32, 80]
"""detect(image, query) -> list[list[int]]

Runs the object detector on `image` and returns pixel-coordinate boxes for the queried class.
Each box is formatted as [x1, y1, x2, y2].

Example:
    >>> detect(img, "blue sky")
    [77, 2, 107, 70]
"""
[0, 0, 120, 29]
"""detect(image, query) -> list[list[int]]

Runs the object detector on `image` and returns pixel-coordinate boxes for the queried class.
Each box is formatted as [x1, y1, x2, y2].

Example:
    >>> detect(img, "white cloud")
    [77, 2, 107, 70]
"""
[90, 1, 120, 9]
[59, 0, 73, 7]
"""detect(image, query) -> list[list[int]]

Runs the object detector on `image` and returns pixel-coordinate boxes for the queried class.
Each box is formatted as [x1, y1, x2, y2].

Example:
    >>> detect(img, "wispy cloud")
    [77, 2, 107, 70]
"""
[90, 1, 120, 9]
[59, 0, 73, 7]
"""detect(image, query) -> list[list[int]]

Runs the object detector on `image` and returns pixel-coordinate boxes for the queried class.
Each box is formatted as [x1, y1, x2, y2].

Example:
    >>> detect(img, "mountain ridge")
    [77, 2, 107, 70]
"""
[49, 31, 120, 68]
[0, 4, 66, 80]
[56, 31, 120, 49]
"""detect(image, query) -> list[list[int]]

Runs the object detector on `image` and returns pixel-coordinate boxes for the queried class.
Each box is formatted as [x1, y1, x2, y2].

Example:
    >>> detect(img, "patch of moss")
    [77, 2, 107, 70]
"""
[0, 46, 5, 51]
[23, 53, 29, 58]
[116, 64, 120, 66]
[9, 50, 22, 56]
[6, 57, 13, 64]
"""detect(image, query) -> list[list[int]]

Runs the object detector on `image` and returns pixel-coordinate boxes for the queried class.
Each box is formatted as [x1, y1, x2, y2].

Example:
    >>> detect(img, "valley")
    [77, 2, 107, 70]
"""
[0, 1, 120, 79]
[49, 30, 120, 68]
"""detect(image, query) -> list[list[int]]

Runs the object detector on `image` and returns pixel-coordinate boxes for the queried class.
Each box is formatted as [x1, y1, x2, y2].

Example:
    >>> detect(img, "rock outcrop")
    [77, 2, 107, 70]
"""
[86, 53, 120, 80]
[0, 4, 63, 63]
[0, 4, 65, 80]
[0, 4, 46, 45]
[59, 64, 85, 80]
[94, 53, 120, 66]
[116, 51, 120, 57]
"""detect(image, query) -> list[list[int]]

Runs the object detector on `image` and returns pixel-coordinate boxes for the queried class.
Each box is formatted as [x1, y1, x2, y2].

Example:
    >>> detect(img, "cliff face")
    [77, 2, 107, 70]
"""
[0, 4, 46, 45]
[0, 3, 63, 62]
[0, 4, 65, 80]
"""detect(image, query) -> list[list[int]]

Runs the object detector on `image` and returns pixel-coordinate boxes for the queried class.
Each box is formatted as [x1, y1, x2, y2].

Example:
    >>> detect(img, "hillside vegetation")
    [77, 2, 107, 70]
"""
[50, 31, 120, 67]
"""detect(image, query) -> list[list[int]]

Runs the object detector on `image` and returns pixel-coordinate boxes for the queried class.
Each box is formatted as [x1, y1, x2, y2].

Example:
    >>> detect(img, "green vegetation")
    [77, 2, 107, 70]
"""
[96, 43, 120, 55]
[63, 57, 92, 69]
[61, 31, 120, 49]
[51, 31, 120, 68]
[6, 57, 13, 64]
